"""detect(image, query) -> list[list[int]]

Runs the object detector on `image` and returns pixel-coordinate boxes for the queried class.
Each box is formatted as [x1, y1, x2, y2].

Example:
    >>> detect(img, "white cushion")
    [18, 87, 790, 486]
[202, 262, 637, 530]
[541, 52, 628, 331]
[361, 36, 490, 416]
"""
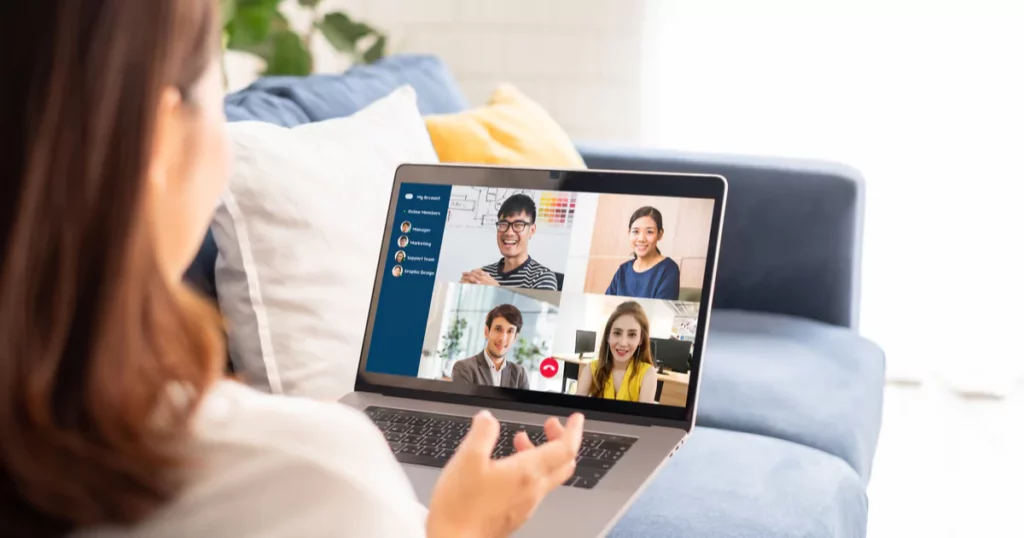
[212, 86, 439, 400]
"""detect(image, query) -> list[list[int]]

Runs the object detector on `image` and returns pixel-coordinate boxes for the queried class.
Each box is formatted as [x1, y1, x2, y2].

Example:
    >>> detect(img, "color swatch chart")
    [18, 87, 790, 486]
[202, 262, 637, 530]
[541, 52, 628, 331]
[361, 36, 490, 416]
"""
[537, 191, 577, 227]
[446, 186, 576, 231]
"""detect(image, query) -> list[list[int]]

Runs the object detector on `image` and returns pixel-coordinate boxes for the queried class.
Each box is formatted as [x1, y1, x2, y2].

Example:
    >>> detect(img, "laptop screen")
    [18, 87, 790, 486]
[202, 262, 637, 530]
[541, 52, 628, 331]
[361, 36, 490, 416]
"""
[363, 179, 719, 415]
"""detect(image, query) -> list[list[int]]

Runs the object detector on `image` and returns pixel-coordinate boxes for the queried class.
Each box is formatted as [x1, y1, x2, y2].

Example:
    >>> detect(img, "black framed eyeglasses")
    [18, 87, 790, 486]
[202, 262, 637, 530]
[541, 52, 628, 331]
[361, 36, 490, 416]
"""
[495, 220, 532, 233]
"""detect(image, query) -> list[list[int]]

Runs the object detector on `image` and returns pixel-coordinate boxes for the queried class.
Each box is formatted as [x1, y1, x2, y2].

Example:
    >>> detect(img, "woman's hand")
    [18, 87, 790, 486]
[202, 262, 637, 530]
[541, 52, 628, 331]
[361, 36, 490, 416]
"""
[426, 410, 585, 538]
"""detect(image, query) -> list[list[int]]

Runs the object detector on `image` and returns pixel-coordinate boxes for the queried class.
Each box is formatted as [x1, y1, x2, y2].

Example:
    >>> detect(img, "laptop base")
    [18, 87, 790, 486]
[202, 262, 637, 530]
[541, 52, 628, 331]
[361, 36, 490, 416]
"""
[341, 391, 686, 538]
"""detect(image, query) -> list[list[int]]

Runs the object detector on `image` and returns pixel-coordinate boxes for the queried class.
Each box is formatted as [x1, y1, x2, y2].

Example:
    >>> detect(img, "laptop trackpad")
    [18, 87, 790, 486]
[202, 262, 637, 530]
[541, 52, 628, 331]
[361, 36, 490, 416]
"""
[402, 463, 442, 505]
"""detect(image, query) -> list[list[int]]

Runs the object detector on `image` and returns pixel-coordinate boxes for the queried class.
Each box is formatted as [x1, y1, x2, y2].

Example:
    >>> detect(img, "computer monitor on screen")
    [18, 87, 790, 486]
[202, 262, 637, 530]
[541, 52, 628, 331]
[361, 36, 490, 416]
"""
[651, 338, 693, 373]
[574, 330, 597, 355]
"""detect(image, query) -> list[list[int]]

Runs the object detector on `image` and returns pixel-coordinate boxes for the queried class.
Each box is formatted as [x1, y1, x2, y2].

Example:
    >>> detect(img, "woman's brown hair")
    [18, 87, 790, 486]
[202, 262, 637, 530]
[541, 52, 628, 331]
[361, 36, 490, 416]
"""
[0, 1, 223, 536]
[590, 301, 655, 398]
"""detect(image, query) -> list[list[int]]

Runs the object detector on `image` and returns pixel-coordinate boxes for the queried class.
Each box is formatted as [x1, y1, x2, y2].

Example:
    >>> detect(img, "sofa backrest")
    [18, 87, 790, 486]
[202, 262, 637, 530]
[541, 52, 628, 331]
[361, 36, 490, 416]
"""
[225, 54, 469, 125]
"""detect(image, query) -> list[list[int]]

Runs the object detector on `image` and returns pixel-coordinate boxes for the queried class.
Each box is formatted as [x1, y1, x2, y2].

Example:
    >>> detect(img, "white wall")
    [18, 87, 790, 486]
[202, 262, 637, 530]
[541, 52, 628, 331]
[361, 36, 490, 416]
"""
[226, 0, 648, 142]
[561, 193, 600, 292]
[417, 280, 453, 378]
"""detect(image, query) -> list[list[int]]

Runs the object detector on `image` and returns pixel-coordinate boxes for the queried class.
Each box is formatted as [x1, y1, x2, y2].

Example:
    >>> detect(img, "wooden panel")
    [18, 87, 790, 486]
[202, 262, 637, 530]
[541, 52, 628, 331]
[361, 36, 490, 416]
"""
[672, 199, 715, 258]
[584, 258, 625, 294]
[679, 257, 707, 289]
[588, 195, 640, 257]
[657, 378, 689, 406]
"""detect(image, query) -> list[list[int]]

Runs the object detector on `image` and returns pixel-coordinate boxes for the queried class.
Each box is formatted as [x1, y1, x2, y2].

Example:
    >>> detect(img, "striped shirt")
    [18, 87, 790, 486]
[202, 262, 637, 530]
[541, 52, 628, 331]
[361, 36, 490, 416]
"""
[482, 256, 559, 290]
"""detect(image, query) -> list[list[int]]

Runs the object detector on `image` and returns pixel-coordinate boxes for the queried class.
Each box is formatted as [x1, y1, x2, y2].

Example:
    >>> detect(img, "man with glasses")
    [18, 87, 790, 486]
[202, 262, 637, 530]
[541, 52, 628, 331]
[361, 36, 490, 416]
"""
[460, 193, 559, 290]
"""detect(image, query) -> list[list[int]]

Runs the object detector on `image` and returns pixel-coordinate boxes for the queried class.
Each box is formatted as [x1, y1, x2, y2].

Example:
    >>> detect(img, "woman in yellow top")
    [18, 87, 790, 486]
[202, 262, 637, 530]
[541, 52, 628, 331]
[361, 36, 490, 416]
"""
[575, 301, 658, 403]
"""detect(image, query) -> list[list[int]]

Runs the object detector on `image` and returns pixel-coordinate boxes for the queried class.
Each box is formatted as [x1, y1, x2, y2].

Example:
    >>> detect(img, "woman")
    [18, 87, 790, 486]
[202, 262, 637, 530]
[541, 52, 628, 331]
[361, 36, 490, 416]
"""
[575, 302, 658, 404]
[0, 2, 583, 537]
[605, 207, 681, 300]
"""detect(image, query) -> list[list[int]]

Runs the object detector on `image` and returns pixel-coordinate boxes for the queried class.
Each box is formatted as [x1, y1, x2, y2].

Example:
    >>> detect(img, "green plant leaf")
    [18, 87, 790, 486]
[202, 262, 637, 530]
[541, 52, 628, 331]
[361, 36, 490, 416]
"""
[364, 35, 387, 64]
[440, 318, 467, 360]
[225, 1, 277, 49]
[263, 30, 312, 76]
[219, 0, 237, 25]
[230, 6, 294, 61]
[317, 12, 373, 53]
[227, 32, 274, 62]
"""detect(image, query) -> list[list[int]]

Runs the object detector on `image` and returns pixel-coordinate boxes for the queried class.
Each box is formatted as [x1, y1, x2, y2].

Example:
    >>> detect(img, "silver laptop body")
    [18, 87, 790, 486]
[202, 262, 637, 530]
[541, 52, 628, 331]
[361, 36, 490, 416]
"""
[342, 164, 727, 537]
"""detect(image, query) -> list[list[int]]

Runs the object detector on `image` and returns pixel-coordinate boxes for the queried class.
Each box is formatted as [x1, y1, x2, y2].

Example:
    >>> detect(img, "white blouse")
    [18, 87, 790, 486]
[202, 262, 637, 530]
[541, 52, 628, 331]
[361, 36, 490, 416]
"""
[76, 381, 428, 537]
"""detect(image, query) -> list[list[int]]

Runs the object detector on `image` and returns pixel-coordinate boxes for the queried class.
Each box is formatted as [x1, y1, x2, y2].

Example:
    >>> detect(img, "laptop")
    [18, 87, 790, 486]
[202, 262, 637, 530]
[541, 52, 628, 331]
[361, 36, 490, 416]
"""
[341, 164, 727, 537]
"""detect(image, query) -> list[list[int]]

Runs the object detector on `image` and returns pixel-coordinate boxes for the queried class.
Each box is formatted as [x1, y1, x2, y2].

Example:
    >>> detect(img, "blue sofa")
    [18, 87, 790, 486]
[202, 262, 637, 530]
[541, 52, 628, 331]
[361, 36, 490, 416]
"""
[189, 54, 885, 537]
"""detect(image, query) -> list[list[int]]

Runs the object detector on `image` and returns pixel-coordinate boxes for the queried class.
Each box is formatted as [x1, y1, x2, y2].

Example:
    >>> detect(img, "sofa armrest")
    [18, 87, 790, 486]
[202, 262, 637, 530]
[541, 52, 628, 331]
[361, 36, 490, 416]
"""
[577, 142, 865, 330]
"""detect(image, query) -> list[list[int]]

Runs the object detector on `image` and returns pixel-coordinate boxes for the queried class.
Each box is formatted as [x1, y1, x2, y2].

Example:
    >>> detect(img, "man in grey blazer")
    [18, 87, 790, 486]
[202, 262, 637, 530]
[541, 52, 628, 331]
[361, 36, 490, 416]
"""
[451, 304, 530, 390]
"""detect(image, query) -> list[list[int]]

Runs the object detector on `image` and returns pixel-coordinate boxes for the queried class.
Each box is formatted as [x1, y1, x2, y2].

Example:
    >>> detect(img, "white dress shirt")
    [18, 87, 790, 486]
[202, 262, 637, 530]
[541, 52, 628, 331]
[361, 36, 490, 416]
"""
[485, 350, 507, 386]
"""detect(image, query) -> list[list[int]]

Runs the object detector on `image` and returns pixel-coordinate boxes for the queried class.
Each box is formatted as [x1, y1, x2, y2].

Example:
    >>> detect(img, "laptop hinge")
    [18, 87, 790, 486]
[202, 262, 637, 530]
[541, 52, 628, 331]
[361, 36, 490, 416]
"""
[372, 385, 689, 430]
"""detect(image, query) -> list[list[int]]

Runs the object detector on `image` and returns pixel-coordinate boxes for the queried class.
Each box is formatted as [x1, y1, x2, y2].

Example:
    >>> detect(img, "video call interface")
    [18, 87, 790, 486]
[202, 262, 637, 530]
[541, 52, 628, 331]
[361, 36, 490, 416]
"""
[366, 183, 716, 408]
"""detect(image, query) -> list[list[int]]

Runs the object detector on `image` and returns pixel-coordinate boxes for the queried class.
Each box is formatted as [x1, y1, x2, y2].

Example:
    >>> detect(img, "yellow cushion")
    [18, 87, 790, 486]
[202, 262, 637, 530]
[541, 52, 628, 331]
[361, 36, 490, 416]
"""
[424, 84, 585, 167]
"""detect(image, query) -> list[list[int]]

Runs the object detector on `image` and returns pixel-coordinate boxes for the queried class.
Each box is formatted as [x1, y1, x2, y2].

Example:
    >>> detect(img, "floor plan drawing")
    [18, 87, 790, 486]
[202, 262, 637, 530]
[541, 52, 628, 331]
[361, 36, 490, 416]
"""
[447, 186, 577, 232]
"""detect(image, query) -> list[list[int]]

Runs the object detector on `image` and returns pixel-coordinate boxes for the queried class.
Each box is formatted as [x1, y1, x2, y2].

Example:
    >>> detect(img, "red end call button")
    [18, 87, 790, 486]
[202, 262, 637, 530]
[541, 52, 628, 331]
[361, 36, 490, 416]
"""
[539, 357, 560, 378]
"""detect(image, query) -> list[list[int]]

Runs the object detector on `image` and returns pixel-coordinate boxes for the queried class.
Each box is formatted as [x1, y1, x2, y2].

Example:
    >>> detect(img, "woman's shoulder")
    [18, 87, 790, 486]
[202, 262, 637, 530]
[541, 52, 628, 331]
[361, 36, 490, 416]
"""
[193, 381, 402, 476]
[656, 256, 680, 272]
[615, 258, 635, 274]
[198, 381, 366, 430]
[76, 381, 426, 538]
[638, 361, 655, 374]
[194, 383, 426, 522]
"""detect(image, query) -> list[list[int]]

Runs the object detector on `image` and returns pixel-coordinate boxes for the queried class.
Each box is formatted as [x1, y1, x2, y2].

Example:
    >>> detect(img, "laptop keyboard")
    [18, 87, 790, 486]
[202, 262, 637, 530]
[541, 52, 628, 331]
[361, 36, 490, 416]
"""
[365, 406, 637, 489]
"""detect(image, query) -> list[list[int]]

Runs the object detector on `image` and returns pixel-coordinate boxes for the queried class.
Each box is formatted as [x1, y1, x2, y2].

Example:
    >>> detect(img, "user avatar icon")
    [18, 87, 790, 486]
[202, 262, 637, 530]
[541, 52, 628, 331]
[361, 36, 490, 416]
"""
[397, 235, 409, 248]
[400, 221, 412, 233]
[392, 265, 403, 278]
[395, 250, 406, 263]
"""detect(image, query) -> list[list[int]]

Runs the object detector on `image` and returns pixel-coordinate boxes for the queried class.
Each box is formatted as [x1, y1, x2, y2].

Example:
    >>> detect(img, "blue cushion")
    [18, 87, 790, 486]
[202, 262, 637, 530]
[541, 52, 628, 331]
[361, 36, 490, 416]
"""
[183, 229, 218, 299]
[612, 427, 868, 538]
[698, 310, 886, 481]
[224, 89, 311, 126]
[240, 54, 470, 122]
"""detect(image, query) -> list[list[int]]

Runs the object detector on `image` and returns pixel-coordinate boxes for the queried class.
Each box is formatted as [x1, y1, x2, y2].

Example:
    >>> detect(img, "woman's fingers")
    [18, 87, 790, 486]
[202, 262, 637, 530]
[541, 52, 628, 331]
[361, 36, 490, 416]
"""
[543, 414, 584, 472]
[534, 436, 580, 475]
[562, 413, 585, 450]
[504, 415, 584, 475]
[513, 431, 534, 452]
[543, 416, 565, 442]
[456, 411, 501, 462]
[544, 459, 579, 491]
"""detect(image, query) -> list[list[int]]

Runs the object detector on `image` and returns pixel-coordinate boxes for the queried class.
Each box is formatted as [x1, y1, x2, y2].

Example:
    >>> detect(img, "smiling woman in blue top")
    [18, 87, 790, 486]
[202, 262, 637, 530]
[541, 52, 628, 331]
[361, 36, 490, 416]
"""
[606, 206, 681, 300]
